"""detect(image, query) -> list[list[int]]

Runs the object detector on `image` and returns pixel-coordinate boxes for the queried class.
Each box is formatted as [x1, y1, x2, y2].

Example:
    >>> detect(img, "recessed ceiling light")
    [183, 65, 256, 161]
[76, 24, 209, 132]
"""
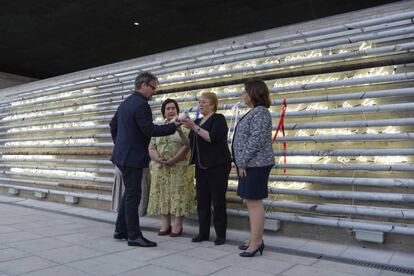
[133, 22, 140, 26]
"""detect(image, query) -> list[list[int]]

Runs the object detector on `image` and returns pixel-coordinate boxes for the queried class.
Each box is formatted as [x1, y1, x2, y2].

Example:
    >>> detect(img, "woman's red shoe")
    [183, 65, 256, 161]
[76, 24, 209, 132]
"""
[169, 227, 183, 237]
[158, 225, 172, 236]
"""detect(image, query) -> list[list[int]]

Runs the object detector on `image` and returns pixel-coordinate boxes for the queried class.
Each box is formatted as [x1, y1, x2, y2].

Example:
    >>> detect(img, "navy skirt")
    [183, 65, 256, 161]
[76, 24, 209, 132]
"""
[237, 165, 273, 199]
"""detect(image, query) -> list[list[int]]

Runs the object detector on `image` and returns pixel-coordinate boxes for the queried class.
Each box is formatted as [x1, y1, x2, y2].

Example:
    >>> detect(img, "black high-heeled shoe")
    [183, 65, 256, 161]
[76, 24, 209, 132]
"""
[238, 244, 248, 250]
[239, 242, 264, 257]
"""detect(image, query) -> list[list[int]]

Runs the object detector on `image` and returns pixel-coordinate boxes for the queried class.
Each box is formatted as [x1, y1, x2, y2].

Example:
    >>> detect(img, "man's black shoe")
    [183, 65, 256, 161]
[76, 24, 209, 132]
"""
[214, 237, 226, 245]
[113, 232, 128, 240]
[191, 235, 209, 243]
[128, 236, 157, 247]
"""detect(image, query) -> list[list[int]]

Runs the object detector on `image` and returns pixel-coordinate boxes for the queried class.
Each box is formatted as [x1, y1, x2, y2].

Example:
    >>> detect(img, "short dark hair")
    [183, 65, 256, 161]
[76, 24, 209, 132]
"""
[244, 79, 271, 108]
[135, 72, 158, 90]
[161, 98, 180, 118]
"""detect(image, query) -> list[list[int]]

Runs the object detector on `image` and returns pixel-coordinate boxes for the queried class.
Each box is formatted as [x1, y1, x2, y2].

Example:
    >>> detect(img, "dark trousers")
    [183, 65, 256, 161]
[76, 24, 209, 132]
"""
[115, 166, 142, 240]
[195, 163, 231, 239]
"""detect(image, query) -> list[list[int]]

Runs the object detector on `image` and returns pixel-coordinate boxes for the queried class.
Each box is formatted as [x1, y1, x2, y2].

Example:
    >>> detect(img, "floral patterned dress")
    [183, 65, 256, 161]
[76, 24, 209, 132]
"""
[147, 127, 196, 216]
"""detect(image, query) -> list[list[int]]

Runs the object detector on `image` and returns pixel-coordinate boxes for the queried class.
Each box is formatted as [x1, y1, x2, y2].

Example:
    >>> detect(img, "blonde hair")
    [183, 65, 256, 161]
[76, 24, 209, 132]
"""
[200, 92, 218, 112]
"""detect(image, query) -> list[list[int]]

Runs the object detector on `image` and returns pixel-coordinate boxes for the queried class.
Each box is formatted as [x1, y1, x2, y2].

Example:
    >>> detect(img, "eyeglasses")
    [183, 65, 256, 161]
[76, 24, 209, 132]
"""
[146, 83, 157, 90]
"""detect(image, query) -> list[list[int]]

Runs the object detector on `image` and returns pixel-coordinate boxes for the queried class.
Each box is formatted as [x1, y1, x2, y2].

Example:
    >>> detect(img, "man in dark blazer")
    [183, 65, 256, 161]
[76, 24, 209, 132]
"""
[110, 72, 178, 247]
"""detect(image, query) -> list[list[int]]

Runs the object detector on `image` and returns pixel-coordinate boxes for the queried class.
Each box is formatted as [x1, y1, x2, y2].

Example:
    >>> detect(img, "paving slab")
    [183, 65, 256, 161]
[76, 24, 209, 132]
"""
[263, 251, 318, 266]
[0, 225, 18, 234]
[210, 265, 274, 276]
[10, 219, 73, 230]
[0, 247, 31, 262]
[0, 197, 413, 276]
[28, 223, 94, 238]
[180, 246, 233, 261]
[299, 239, 349, 256]
[114, 245, 181, 262]
[163, 236, 214, 248]
[63, 207, 109, 218]
[340, 246, 394, 264]
[0, 256, 57, 275]
[16, 200, 74, 212]
[265, 235, 309, 251]
[149, 254, 230, 275]
[281, 264, 356, 276]
[54, 230, 109, 244]
[205, 243, 240, 253]
[0, 195, 24, 203]
[388, 251, 414, 269]
[36, 245, 106, 264]
[65, 253, 148, 275]
[312, 260, 383, 276]
[9, 237, 72, 253]
[216, 253, 296, 275]
[0, 216, 44, 226]
[19, 264, 92, 276]
[117, 264, 189, 276]
[92, 212, 118, 222]
[78, 237, 133, 253]
[14, 199, 71, 210]
[0, 231, 43, 244]
[157, 239, 199, 251]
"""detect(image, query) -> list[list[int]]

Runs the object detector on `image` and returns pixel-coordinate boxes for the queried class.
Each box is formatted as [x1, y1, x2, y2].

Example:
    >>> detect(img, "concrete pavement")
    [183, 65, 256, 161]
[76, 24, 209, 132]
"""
[0, 195, 413, 275]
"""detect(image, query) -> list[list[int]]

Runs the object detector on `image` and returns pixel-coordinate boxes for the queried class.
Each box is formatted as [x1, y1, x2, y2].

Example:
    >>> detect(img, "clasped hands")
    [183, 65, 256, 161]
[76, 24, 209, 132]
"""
[155, 157, 177, 166]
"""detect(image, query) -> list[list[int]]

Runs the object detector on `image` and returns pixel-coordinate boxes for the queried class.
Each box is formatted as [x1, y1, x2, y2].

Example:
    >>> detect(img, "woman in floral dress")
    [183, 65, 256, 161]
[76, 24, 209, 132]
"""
[147, 98, 196, 237]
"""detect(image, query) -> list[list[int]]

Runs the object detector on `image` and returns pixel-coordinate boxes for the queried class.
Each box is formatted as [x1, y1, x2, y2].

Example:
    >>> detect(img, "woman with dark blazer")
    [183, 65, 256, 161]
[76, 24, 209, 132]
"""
[232, 79, 275, 257]
[181, 92, 231, 245]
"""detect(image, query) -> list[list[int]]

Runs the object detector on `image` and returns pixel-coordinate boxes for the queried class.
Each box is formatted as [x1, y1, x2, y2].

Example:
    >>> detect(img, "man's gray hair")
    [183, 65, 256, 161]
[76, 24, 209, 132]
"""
[135, 72, 159, 90]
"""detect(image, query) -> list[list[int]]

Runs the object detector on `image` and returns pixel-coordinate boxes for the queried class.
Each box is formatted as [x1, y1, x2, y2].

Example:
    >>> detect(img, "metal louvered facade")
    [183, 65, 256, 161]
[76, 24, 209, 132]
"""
[1, 2, 413, 243]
